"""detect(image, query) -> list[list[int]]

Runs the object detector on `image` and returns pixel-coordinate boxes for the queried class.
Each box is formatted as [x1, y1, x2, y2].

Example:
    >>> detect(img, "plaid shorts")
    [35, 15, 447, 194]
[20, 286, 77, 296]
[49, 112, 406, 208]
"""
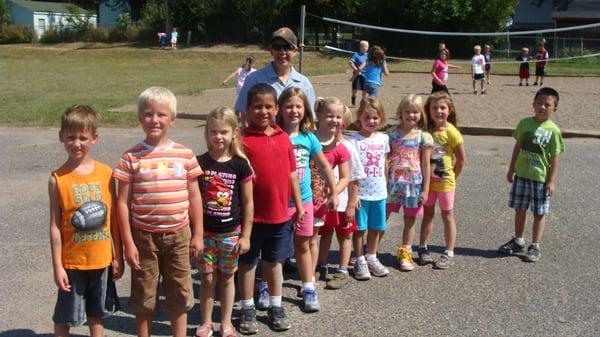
[508, 175, 550, 215]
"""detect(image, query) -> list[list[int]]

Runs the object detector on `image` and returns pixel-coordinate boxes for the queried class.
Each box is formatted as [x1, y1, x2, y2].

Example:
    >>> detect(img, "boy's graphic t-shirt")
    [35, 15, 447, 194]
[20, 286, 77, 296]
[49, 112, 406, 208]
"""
[471, 54, 485, 75]
[350, 132, 390, 200]
[113, 140, 202, 233]
[430, 124, 463, 192]
[197, 154, 253, 233]
[517, 55, 530, 70]
[535, 48, 548, 69]
[388, 128, 434, 186]
[53, 161, 113, 270]
[513, 117, 564, 183]
[290, 132, 322, 203]
[432, 59, 448, 85]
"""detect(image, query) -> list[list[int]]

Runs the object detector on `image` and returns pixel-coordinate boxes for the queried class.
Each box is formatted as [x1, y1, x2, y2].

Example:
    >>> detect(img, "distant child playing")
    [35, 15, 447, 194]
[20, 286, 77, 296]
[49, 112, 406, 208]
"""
[170, 27, 178, 49]
[237, 83, 302, 334]
[499, 87, 564, 262]
[418, 91, 465, 270]
[195, 107, 254, 337]
[350, 97, 390, 280]
[157, 32, 167, 49]
[483, 44, 492, 84]
[223, 56, 257, 94]
[431, 48, 460, 94]
[349, 40, 369, 105]
[386, 95, 433, 272]
[516, 47, 530, 86]
[534, 42, 549, 86]
[49, 105, 123, 337]
[471, 45, 486, 95]
[115, 87, 204, 337]
[360, 45, 389, 97]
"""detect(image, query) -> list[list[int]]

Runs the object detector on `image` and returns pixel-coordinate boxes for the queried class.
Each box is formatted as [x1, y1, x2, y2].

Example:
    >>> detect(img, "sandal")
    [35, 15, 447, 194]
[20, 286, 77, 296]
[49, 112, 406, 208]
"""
[220, 324, 238, 337]
[195, 324, 214, 337]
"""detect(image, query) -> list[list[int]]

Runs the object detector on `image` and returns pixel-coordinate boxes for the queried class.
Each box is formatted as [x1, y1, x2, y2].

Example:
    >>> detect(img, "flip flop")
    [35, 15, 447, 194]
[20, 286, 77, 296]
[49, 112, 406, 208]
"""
[195, 324, 213, 337]
[220, 325, 238, 337]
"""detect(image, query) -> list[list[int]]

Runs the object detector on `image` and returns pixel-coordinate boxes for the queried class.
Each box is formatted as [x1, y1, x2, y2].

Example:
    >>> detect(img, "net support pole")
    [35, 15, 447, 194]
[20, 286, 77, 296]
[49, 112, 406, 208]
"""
[507, 30, 511, 58]
[299, 5, 306, 74]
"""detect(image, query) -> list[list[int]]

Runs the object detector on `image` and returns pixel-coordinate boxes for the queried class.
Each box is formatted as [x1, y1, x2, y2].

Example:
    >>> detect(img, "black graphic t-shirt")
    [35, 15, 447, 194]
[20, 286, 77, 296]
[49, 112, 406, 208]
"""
[197, 153, 253, 233]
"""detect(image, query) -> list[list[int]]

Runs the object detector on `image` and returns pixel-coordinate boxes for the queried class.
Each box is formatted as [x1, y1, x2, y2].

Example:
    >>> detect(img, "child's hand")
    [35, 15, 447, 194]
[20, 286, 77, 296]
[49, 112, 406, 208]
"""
[54, 267, 71, 292]
[546, 181, 556, 196]
[238, 236, 250, 255]
[112, 257, 124, 280]
[124, 244, 141, 271]
[326, 194, 339, 211]
[294, 205, 305, 225]
[344, 205, 356, 224]
[190, 234, 203, 259]
[419, 192, 428, 205]
[506, 170, 514, 183]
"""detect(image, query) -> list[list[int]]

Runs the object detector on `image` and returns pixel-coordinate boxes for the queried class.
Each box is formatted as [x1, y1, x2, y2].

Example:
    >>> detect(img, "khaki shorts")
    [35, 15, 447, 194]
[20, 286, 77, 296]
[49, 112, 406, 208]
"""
[130, 226, 193, 315]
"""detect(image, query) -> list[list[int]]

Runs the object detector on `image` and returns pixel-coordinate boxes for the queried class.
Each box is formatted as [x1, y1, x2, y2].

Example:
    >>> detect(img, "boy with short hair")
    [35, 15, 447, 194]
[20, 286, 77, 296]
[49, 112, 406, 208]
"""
[499, 87, 564, 262]
[114, 87, 204, 337]
[533, 42, 549, 86]
[349, 40, 369, 106]
[49, 104, 123, 337]
[237, 83, 303, 334]
[471, 45, 486, 95]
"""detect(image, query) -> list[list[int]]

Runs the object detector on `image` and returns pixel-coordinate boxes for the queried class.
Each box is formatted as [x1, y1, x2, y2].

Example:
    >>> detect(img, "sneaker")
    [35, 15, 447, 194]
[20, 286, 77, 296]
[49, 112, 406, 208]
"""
[433, 254, 454, 270]
[487, 80, 491, 84]
[302, 289, 320, 312]
[473, 90, 478, 95]
[417, 247, 434, 265]
[315, 265, 328, 281]
[533, 81, 538, 86]
[267, 306, 291, 331]
[481, 89, 486, 95]
[367, 258, 390, 277]
[397, 247, 415, 271]
[498, 238, 526, 255]
[283, 258, 297, 274]
[524, 245, 541, 262]
[526, 82, 530, 86]
[238, 307, 258, 335]
[326, 271, 349, 289]
[518, 83, 523, 86]
[540, 82, 543, 86]
[256, 284, 270, 310]
[353, 260, 371, 280]
[351, 96, 356, 106]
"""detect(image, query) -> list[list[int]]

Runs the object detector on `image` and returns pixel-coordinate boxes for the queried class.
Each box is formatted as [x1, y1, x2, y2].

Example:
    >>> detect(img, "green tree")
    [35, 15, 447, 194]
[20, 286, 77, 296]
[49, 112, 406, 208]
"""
[0, 0, 11, 24]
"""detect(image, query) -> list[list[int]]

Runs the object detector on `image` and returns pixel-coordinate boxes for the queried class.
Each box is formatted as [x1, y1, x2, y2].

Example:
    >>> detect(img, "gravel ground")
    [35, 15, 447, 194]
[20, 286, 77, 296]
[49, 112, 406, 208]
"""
[1, 125, 599, 337]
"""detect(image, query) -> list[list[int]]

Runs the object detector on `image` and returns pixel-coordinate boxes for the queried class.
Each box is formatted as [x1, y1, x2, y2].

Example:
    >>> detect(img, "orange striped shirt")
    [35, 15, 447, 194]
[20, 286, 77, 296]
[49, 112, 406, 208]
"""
[114, 140, 202, 232]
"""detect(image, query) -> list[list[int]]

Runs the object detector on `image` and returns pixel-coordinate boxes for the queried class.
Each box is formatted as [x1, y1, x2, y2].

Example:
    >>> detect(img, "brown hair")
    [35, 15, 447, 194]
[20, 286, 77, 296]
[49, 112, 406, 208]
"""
[205, 107, 251, 166]
[276, 87, 316, 132]
[356, 96, 386, 130]
[424, 91, 457, 131]
[60, 104, 99, 135]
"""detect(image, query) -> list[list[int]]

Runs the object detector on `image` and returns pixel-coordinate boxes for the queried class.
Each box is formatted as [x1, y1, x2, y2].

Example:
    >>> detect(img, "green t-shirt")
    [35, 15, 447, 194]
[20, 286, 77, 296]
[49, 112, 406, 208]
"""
[514, 117, 564, 183]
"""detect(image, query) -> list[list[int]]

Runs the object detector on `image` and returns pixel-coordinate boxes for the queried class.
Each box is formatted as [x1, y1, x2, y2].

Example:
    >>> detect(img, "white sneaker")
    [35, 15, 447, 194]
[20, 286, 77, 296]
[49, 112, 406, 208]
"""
[353, 260, 371, 280]
[367, 258, 390, 277]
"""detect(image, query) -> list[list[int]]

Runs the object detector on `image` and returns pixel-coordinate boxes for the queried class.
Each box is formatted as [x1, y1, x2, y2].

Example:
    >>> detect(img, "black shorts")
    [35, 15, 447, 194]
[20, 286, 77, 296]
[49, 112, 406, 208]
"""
[473, 73, 485, 81]
[485, 64, 491, 72]
[238, 220, 294, 265]
[352, 75, 365, 91]
[535, 67, 545, 76]
[431, 83, 449, 94]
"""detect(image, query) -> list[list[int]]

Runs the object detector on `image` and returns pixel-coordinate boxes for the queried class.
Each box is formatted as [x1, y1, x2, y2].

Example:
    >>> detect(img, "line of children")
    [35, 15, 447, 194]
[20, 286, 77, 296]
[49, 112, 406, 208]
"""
[49, 84, 563, 337]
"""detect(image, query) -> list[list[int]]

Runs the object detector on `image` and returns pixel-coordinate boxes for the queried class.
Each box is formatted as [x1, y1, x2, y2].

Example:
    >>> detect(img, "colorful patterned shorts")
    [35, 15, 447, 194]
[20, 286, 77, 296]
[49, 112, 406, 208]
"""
[198, 230, 240, 274]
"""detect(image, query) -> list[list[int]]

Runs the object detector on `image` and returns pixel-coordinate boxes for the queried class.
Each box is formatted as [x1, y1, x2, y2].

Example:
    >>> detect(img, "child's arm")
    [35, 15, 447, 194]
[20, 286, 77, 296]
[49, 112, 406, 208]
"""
[382, 61, 390, 76]
[116, 180, 141, 270]
[344, 181, 359, 224]
[506, 141, 522, 183]
[335, 161, 350, 195]
[447, 62, 461, 69]
[420, 146, 432, 205]
[238, 178, 254, 254]
[109, 178, 124, 281]
[48, 176, 71, 292]
[188, 179, 204, 258]
[453, 143, 466, 178]
[313, 152, 339, 211]
[222, 69, 238, 86]
[290, 171, 305, 224]
[546, 155, 560, 196]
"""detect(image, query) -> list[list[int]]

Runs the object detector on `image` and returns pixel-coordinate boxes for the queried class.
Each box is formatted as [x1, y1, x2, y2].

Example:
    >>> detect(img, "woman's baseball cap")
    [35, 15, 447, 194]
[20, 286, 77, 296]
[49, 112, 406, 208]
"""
[270, 27, 298, 49]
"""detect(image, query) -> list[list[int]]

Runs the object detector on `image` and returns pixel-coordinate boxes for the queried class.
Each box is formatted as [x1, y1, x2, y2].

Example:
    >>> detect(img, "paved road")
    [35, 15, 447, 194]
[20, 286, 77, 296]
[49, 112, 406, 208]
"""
[1, 125, 598, 337]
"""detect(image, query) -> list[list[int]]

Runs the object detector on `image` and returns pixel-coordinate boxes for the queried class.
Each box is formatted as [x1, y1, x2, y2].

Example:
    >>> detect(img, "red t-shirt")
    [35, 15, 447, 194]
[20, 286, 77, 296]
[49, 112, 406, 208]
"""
[242, 124, 296, 224]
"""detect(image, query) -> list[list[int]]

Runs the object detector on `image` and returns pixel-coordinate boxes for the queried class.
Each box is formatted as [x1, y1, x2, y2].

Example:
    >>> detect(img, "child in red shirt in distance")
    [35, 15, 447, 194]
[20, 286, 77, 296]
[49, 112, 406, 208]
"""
[237, 83, 303, 334]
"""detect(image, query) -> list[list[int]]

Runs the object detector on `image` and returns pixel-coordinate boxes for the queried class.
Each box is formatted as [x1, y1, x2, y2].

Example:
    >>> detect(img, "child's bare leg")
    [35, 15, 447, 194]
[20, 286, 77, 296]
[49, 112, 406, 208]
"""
[352, 230, 365, 258]
[514, 209, 527, 238]
[337, 232, 352, 269]
[402, 215, 417, 249]
[88, 317, 104, 337]
[54, 324, 69, 337]
[237, 262, 256, 302]
[169, 312, 187, 337]
[366, 229, 384, 254]
[135, 313, 153, 337]
[419, 205, 435, 246]
[200, 272, 216, 326]
[480, 80, 485, 91]
[441, 210, 456, 251]
[318, 232, 333, 266]
[218, 271, 236, 328]
[309, 228, 320, 275]
[294, 235, 313, 283]
[531, 213, 546, 243]
[262, 261, 283, 297]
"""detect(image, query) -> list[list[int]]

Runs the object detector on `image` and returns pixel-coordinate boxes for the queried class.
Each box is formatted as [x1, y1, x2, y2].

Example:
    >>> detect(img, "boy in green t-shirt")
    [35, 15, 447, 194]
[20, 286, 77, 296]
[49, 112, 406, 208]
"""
[499, 87, 564, 262]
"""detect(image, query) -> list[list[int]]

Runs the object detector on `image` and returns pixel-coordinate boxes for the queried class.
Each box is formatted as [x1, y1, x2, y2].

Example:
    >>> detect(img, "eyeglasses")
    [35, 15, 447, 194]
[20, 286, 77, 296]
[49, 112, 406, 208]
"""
[271, 44, 294, 51]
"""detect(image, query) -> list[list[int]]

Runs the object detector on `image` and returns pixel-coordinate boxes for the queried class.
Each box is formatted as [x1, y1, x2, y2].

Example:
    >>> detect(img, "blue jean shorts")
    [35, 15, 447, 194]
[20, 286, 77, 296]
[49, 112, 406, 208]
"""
[508, 175, 550, 215]
[238, 220, 294, 265]
[356, 199, 387, 231]
[53, 267, 119, 327]
[364, 82, 380, 96]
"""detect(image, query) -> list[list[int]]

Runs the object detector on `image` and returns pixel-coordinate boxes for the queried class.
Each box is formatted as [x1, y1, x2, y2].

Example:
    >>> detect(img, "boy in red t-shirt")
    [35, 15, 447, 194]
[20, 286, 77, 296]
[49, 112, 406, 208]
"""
[237, 83, 303, 334]
[533, 42, 549, 86]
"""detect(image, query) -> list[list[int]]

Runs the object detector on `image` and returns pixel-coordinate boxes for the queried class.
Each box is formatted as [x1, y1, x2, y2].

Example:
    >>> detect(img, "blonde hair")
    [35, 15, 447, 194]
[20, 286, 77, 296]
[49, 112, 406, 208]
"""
[60, 104, 99, 135]
[137, 86, 177, 118]
[522, 47, 529, 53]
[424, 91, 457, 131]
[315, 96, 348, 141]
[342, 105, 353, 129]
[473, 45, 481, 52]
[396, 94, 427, 129]
[276, 87, 316, 132]
[356, 96, 386, 129]
[205, 107, 250, 165]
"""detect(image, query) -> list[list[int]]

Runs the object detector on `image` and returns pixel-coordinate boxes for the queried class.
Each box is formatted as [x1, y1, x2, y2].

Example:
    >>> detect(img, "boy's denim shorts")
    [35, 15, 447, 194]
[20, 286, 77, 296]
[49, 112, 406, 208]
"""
[53, 267, 119, 327]
[509, 175, 550, 215]
[238, 220, 294, 265]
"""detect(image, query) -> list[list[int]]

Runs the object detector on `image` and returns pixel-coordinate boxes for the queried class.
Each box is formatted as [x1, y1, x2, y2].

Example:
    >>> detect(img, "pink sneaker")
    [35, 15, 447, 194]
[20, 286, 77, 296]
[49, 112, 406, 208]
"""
[397, 247, 416, 271]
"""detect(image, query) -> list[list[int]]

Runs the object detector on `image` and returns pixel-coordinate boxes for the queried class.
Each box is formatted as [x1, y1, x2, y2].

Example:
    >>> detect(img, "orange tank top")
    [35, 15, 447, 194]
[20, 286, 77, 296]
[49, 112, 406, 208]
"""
[53, 161, 113, 270]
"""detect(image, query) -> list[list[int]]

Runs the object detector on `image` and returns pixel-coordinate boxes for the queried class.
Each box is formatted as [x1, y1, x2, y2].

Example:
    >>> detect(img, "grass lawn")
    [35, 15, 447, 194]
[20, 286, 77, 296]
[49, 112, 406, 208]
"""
[1, 43, 598, 127]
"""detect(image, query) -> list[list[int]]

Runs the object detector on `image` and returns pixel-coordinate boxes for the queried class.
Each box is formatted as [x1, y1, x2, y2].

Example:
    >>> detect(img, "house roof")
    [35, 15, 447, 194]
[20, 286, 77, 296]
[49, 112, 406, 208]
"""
[512, 0, 556, 25]
[553, 0, 600, 20]
[10, 0, 87, 13]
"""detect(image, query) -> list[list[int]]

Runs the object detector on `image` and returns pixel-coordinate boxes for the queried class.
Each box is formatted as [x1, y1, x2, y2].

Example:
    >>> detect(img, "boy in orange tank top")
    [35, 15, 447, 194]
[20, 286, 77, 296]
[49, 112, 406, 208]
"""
[49, 105, 123, 337]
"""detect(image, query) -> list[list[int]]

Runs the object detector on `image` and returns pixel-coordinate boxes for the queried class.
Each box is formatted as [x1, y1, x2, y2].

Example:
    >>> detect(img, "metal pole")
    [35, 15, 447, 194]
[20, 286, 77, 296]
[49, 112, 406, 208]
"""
[507, 30, 511, 59]
[299, 5, 306, 74]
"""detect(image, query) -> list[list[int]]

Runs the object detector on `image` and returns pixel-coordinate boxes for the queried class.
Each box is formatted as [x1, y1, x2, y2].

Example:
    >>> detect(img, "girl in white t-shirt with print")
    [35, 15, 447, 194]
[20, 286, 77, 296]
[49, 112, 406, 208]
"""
[223, 56, 256, 94]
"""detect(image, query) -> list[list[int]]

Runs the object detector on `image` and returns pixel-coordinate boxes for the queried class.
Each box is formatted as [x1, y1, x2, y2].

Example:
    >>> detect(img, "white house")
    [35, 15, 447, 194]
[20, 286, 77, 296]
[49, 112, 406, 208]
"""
[9, 0, 97, 39]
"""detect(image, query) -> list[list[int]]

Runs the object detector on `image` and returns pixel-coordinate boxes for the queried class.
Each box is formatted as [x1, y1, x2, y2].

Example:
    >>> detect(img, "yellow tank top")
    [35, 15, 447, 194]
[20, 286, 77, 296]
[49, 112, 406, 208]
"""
[53, 161, 113, 270]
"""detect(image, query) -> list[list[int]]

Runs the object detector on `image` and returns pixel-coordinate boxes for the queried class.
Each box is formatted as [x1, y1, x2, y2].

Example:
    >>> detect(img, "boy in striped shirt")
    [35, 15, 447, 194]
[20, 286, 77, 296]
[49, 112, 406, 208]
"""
[114, 87, 204, 337]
